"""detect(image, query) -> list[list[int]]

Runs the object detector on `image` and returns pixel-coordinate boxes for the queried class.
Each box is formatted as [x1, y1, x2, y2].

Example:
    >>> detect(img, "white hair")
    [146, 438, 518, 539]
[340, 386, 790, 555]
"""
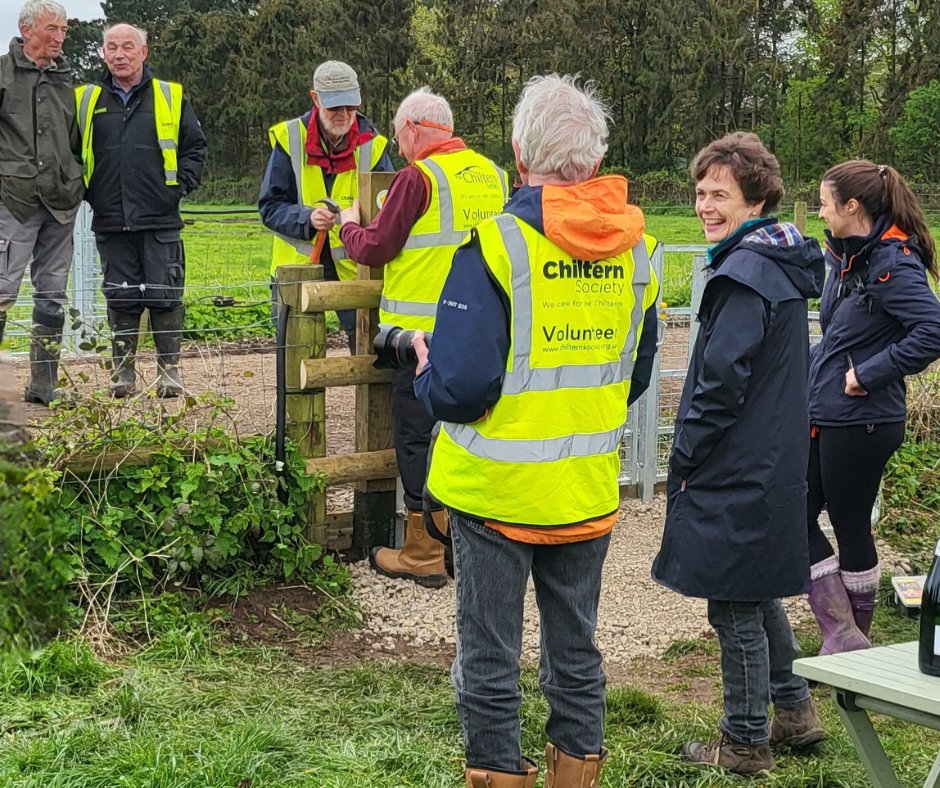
[512, 74, 610, 184]
[18, 0, 67, 28]
[394, 87, 453, 130]
[103, 23, 148, 46]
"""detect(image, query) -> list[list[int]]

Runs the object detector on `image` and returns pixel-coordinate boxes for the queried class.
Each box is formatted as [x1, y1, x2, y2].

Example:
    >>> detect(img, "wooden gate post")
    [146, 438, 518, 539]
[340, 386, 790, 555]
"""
[352, 172, 398, 557]
[278, 264, 327, 544]
[794, 200, 807, 235]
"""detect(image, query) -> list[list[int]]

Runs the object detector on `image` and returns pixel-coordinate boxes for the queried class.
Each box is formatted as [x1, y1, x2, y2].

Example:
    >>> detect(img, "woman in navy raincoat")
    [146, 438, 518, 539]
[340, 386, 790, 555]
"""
[652, 133, 826, 776]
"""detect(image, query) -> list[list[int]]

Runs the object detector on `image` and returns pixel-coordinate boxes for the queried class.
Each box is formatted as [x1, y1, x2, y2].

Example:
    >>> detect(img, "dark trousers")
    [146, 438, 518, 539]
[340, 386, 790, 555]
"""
[807, 422, 906, 571]
[393, 365, 436, 511]
[96, 229, 184, 315]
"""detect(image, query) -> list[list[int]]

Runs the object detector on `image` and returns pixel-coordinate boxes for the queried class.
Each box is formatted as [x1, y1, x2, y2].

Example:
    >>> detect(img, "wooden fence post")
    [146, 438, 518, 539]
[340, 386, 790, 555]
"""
[794, 201, 807, 235]
[0, 351, 27, 444]
[353, 172, 398, 557]
[278, 264, 327, 544]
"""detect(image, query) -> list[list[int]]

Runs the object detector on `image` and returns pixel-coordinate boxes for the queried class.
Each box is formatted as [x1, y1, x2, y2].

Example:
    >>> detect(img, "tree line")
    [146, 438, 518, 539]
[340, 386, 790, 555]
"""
[64, 0, 940, 197]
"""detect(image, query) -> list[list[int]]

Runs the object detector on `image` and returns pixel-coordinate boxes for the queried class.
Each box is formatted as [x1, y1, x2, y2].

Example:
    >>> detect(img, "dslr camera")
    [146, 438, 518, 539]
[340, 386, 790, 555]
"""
[373, 324, 433, 370]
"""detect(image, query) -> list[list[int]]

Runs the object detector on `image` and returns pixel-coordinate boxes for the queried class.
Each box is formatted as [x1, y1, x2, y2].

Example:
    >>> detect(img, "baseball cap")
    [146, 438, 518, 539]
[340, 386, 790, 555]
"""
[313, 61, 362, 108]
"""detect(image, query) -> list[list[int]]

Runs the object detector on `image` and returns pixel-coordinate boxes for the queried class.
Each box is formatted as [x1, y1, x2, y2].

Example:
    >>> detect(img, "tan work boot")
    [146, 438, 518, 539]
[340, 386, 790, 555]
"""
[770, 699, 826, 748]
[544, 743, 608, 788]
[369, 510, 447, 588]
[682, 733, 774, 776]
[465, 758, 538, 787]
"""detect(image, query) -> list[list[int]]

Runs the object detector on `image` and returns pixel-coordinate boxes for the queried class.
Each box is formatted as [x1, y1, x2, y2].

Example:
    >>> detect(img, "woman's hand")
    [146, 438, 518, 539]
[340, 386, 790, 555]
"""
[845, 368, 868, 396]
[414, 331, 430, 375]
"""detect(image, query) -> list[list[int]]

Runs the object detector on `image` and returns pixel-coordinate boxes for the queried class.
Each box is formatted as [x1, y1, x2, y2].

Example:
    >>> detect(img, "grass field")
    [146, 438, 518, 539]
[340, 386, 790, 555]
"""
[1, 584, 939, 786]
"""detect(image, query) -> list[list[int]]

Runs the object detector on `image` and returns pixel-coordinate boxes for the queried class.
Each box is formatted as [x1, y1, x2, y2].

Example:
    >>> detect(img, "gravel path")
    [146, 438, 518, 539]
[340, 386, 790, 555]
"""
[347, 496, 911, 666]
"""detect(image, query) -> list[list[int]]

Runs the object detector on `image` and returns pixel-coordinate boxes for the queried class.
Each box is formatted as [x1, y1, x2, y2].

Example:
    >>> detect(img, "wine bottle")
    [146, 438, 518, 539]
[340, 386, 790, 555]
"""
[919, 538, 940, 676]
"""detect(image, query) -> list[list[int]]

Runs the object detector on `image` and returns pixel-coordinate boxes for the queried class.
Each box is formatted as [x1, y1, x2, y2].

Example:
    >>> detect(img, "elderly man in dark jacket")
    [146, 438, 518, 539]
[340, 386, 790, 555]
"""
[0, 0, 84, 405]
[76, 22, 206, 398]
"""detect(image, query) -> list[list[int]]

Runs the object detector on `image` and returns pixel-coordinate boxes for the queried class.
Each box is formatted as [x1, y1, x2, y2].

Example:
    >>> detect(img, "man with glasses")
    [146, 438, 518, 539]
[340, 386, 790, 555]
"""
[338, 87, 508, 588]
[0, 1, 83, 405]
[259, 60, 392, 350]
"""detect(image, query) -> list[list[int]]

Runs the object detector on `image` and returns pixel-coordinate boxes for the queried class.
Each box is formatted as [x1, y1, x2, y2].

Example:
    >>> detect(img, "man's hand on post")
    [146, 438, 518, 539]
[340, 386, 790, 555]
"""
[414, 331, 430, 375]
[340, 199, 361, 227]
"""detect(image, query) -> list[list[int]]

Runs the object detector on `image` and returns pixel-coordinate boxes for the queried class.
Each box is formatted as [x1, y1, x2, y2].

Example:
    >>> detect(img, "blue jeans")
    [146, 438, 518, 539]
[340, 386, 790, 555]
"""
[707, 599, 811, 744]
[450, 512, 611, 771]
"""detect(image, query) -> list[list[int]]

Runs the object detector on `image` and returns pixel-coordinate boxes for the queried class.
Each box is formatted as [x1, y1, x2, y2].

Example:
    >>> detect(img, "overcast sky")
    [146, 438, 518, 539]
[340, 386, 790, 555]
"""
[2, 0, 103, 44]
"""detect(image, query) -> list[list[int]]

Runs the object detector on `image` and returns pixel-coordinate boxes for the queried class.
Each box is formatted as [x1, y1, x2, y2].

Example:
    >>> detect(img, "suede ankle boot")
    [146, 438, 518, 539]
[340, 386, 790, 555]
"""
[544, 743, 608, 787]
[369, 510, 447, 588]
[465, 757, 538, 788]
[682, 733, 775, 776]
[770, 699, 826, 748]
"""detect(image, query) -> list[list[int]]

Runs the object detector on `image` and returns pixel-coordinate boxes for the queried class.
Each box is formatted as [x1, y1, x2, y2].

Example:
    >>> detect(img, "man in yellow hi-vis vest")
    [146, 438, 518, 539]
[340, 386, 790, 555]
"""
[76, 23, 206, 399]
[338, 87, 508, 588]
[259, 61, 392, 350]
[413, 76, 660, 786]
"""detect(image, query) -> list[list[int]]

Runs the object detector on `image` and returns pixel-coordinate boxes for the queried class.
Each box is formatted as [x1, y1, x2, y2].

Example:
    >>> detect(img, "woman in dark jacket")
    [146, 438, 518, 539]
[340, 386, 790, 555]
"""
[806, 161, 940, 654]
[652, 133, 826, 776]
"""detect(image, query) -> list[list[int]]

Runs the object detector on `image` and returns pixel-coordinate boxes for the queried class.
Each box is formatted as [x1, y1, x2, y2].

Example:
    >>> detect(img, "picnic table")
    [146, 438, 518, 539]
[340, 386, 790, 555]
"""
[794, 641, 940, 788]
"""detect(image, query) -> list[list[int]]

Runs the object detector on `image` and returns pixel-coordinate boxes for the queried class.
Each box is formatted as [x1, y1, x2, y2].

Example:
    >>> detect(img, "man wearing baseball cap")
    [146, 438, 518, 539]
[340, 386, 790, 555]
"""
[259, 60, 393, 350]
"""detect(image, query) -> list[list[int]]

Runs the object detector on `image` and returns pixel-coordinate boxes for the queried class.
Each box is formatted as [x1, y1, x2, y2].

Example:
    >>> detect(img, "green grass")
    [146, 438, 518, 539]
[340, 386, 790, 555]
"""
[1, 600, 939, 787]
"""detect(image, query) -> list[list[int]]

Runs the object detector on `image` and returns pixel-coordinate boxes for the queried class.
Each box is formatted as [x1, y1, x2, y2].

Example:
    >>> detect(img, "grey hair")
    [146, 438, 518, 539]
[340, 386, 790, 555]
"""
[103, 23, 148, 46]
[512, 74, 610, 184]
[18, 0, 67, 28]
[394, 87, 453, 130]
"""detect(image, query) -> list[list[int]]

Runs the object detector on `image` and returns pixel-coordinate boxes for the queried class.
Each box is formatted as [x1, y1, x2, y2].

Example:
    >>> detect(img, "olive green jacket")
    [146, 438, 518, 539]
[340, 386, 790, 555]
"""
[0, 37, 83, 224]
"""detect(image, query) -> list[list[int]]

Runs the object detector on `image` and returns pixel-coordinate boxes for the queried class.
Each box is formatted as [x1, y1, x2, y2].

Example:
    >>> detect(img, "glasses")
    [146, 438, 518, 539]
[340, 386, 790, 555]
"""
[392, 119, 453, 149]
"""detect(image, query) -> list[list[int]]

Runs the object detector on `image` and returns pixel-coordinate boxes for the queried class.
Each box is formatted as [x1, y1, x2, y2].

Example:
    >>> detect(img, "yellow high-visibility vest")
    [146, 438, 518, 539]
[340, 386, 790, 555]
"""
[75, 80, 183, 188]
[379, 149, 508, 331]
[427, 214, 661, 526]
[267, 118, 389, 279]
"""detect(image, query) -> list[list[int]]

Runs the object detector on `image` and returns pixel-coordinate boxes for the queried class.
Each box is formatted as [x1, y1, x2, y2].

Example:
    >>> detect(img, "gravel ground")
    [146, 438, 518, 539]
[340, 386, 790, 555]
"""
[346, 496, 911, 666]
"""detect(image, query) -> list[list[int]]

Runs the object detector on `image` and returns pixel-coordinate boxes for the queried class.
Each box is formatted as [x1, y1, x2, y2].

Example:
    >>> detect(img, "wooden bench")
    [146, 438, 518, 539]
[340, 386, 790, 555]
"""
[794, 641, 940, 787]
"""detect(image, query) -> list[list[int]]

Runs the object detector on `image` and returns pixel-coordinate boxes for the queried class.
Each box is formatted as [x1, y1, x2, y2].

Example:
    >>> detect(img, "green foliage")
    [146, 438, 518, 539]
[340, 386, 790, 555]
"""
[880, 437, 940, 566]
[891, 80, 940, 182]
[0, 640, 116, 698]
[33, 393, 330, 596]
[0, 445, 79, 655]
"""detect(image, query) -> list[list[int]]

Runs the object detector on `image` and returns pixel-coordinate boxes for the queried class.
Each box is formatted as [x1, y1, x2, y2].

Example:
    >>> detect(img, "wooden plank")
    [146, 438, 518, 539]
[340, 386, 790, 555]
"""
[307, 448, 397, 486]
[295, 280, 383, 312]
[299, 356, 391, 390]
[353, 172, 398, 555]
[278, 264, 327, 544]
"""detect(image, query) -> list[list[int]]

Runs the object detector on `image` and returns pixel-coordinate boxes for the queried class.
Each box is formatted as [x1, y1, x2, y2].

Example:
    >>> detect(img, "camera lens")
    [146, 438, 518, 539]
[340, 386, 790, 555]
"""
[372, 325, 432, 370]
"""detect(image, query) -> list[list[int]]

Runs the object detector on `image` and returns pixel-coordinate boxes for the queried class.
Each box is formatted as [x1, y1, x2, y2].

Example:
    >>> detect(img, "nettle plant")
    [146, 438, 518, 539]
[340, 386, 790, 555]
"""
[32, 392, 332, 605]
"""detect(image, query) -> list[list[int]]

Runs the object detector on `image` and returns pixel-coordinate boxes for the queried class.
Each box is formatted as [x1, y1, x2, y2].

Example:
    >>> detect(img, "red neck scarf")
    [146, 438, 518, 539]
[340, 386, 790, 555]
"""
[305, 110, 376, 175]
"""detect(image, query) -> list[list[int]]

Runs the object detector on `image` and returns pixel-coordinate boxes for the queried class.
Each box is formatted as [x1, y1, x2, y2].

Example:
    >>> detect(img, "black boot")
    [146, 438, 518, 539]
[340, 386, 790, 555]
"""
[150, 306, 185, 398]
[107, 309, 140, 398]
[24, 313, 69, 407]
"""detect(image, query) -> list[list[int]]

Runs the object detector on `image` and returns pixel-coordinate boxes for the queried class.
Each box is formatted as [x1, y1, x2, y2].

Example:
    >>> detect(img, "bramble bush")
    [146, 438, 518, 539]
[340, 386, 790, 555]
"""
[0, 392, 345, 653]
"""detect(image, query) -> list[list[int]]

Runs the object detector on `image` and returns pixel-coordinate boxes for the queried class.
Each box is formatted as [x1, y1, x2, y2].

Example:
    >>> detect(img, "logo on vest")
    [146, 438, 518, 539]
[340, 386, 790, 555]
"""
[455, 165, 500, 187]
[542, 259, 626, 296]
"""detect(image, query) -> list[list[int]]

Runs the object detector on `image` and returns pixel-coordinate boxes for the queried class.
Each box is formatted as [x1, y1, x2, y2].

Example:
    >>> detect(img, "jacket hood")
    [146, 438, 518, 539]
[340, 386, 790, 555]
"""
[712, 217, 825, 301]
[824, 214, 926, 270]
[536, 176, 645, 260]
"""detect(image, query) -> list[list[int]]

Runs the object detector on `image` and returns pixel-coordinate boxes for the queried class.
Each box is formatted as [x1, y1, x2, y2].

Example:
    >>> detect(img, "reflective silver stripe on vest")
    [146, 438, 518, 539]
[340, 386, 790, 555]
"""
[358, 139, 373, 172]
[401, 157, 468, 249]
[287, 120, 305, 209]
[379, 296, 437, 317]
[492, 215, 651, 395]
[275, 233, 313, 255]
[331, 244, 346, 262]
[77, 86, 97, 138]
[155, 81, 177, 181]
[446, 423, 626, 463]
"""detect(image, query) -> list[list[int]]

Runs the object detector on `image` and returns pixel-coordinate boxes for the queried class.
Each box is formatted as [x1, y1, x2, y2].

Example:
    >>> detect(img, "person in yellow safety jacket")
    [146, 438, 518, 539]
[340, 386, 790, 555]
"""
[413, 75, 661, 787]
[258, 60, 392, 351]
[338, 87, 509, 589]
[76, 23, 206, 401]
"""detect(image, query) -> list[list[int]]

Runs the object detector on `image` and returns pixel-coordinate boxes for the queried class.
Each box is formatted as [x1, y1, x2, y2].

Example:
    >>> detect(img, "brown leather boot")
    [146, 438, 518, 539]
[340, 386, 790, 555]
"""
[465, 758, 538, 787]
[770, 699, 826, 748]
[682, 733, 774, 776]
[369, 510, 447, 588]
[544, 743, 609, 788]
